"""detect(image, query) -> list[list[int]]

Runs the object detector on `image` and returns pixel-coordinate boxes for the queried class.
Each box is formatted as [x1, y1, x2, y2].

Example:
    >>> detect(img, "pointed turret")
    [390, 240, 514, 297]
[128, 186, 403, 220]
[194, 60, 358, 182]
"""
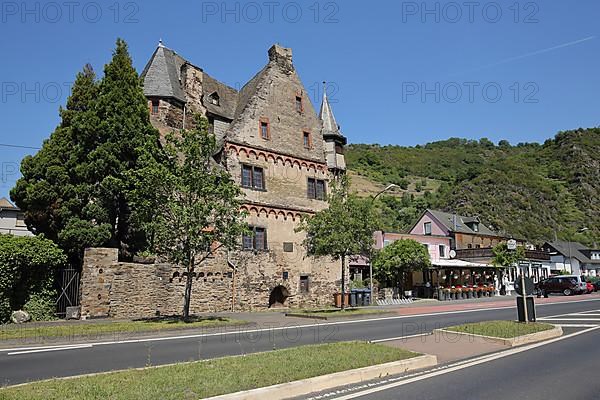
[140, 41, 186, 103]
[320, 83, 347, 173]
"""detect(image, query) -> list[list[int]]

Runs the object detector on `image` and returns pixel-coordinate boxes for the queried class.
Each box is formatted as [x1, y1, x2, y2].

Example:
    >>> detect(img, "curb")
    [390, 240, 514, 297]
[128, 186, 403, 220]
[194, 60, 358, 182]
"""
[434, 325, 563, 347]
[284, 311, 396, 320]
[204, 354, 438, 400]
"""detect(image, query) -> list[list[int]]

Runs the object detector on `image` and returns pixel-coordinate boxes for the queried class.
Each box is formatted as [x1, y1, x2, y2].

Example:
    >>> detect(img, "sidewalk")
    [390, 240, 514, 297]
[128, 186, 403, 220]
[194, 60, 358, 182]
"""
[1, 293, 598, 348]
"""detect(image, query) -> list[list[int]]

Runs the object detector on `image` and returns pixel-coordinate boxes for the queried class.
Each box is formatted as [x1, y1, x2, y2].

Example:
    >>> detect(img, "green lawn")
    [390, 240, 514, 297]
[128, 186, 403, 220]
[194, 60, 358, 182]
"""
[0, 316, 248, 341]
[445, 320, 554, 339]
[0, 342, 418, 399]
[287, 308, 392, 319]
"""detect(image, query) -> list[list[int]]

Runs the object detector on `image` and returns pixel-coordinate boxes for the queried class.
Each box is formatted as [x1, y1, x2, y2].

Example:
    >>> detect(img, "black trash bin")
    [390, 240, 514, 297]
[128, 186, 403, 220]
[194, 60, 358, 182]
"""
[349, 291, 357, 307]
[356, 291, 364, 306]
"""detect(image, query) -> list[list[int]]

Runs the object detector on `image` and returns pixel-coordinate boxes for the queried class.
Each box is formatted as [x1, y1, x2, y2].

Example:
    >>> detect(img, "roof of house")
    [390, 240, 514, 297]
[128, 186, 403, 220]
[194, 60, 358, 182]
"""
[202, 72, 239, 120]
[141, 42, 338, 153]
[420, 209, 502, 237]
[319, 87, 347, 145]
[141, 43, 187, 103]
[545, 241, 600, 264]
[0, 197, 19, 211]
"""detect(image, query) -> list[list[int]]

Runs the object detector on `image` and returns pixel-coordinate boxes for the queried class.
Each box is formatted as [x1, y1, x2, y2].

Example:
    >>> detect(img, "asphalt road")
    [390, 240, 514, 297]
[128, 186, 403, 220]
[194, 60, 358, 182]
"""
[315, 325, 600, 400]
[1, 298, 600, 386]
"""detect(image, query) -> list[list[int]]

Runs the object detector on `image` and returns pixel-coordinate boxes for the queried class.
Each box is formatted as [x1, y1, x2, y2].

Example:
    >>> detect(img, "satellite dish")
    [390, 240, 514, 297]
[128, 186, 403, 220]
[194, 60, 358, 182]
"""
[449, 250, 457, 259]
[507, 239, 517, 250]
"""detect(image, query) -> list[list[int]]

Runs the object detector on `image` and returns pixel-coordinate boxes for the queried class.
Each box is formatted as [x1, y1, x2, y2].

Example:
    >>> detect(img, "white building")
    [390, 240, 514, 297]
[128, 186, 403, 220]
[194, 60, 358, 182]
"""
[543, 241, 600, 277]
[0, 197, 32, 236]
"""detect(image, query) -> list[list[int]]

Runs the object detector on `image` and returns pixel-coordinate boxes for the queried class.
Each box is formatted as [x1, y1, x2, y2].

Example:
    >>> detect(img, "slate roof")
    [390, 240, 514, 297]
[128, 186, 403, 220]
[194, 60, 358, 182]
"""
[0, 197, 18, 211]
[545, 241, 600, 264]
[141, 44, 187, 103]
[319, 88, 347, 145]
[426, 209, 501, 237]
[202, 73, 239, 120]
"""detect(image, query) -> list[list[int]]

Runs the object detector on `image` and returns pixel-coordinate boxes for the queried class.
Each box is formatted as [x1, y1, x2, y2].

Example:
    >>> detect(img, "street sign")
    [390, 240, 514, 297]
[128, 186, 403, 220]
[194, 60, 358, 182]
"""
[514, 276, 534, 296]
[507, 239, 517, 250]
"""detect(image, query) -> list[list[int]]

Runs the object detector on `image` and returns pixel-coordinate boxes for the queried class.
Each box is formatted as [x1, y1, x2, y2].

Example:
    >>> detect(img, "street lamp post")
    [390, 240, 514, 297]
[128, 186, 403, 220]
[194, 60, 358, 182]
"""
[369, 184, 398, 304]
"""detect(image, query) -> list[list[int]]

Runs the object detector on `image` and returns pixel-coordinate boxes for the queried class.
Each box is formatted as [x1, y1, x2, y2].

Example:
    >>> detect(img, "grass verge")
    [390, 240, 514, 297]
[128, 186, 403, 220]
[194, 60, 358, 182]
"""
[287, 308, 392, 319]
[0, 341, 418, 399]
[445, 320, 554, 339]
[0, 316, 248, 341]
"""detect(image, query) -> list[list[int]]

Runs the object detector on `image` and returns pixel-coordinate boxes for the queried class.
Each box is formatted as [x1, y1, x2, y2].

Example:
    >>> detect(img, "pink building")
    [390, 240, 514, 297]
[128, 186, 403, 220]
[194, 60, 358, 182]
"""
[373, 231, 451, 262]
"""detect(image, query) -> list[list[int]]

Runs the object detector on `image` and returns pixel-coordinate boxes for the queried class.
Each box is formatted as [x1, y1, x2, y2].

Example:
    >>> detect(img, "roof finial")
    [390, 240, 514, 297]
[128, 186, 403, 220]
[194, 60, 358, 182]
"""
[158, 38, 164, 48]
[322, 81, 327, 99]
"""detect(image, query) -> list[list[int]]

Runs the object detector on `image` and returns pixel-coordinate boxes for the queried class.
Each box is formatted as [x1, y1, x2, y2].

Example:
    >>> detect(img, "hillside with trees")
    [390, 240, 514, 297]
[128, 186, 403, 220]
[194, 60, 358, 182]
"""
[347, 128, 600, 246]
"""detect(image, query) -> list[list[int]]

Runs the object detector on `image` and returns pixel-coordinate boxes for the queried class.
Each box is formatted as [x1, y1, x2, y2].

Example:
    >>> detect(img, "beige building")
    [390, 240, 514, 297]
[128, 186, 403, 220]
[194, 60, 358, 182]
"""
[80, 43, 348, 318]
[0, 197, 32, 236]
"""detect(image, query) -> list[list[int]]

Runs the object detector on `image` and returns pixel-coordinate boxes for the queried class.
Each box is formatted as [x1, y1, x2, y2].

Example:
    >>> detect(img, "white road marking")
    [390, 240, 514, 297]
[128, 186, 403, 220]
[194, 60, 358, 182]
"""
[369, 332, 432, 343]
[8, 344, 93, 356]
[1, 298, 599, 354]
[539, 318, 600, 321]
[325, 326, 600, 400]
[554, 324, 599, 328]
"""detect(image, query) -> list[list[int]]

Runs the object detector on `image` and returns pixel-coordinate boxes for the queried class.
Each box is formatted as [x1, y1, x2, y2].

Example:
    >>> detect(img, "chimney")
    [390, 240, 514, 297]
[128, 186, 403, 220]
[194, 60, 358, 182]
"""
[268, 44, 294, 72]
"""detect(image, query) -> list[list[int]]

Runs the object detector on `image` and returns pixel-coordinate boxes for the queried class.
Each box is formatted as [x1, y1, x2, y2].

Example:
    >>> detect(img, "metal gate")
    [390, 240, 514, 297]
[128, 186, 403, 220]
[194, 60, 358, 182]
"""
[56, 269, 80, 317]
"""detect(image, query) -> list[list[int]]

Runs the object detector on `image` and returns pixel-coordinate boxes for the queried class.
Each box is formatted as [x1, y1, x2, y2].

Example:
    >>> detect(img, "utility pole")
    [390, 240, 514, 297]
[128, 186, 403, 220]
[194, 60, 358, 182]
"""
[369, 184, 398, 304]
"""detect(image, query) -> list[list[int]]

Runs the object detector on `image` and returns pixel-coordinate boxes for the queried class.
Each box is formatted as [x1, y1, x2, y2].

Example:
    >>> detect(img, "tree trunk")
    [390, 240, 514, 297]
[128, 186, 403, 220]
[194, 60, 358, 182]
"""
[341, 255, 346, 310]
[183, 259, 194, 322]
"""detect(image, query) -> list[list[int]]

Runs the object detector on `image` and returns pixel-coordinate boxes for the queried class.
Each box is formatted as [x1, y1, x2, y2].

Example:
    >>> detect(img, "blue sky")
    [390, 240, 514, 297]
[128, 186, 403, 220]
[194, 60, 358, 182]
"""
[1, 0, 599, 199]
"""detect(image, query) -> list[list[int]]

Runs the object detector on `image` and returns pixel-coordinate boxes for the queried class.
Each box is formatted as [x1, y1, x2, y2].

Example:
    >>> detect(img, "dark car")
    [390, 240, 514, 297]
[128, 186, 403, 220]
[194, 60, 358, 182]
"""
[536, 276, 580, 297]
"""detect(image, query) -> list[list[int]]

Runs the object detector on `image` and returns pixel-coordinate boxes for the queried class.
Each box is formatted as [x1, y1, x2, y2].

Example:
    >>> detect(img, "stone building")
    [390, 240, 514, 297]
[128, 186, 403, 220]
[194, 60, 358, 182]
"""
[80, 42, 348, 318]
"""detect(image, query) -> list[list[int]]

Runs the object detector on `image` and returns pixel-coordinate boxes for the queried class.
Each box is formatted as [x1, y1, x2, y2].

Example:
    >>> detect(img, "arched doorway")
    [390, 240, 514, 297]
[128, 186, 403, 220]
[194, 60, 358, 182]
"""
[269, 285, 290, 308]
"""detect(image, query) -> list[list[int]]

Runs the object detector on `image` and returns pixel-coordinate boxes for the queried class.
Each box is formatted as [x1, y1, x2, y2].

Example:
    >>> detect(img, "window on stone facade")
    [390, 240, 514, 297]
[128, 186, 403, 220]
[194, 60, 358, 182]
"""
[300, 275, 309, 293]
[467, 244, 472, 249]
[259, 118, 270, 139]
[241, 165, 265, 190]
[303, 131, 312, 149]
[295, 96, 303, 113]
[151, 99, 159, 115]
[243, 226, 268, 251]
[424, 222, 432, 235]
[283, 271, 289, 280]
[307, 178, 326, 200]
[283, 242, 294, 252]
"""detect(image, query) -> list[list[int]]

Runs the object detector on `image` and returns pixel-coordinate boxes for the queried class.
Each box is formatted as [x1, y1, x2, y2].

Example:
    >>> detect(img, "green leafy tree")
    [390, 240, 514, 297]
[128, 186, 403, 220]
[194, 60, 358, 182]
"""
[492, 242, 525, 268]
[0, 234, 67, 322]
[372, 239, 431, 297]
[492, 242, 526, 289]
[153, 116, 248, 321]
[296, 175, 378, 309]
[11, 39, 163, 265]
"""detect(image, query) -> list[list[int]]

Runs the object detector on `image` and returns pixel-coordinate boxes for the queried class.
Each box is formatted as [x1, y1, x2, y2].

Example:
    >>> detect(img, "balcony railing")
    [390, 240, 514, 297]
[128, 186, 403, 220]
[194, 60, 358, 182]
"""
[455, 248, 550, 261]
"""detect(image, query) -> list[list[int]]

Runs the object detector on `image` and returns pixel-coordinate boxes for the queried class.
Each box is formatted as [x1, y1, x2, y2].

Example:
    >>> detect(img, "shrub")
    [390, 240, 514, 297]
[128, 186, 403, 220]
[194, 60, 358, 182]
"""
[0, 234, 66, 323]
[24, 289, 58, 321]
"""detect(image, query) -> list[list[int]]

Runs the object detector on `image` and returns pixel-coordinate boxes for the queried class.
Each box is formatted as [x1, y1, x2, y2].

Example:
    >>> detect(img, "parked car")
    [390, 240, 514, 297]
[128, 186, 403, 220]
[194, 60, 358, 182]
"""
[536, 276, 581, 297]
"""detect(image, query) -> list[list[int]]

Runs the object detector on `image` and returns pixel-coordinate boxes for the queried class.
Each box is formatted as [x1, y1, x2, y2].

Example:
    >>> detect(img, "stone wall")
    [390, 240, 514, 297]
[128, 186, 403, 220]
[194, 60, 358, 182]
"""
[80, 246, 343, 319]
